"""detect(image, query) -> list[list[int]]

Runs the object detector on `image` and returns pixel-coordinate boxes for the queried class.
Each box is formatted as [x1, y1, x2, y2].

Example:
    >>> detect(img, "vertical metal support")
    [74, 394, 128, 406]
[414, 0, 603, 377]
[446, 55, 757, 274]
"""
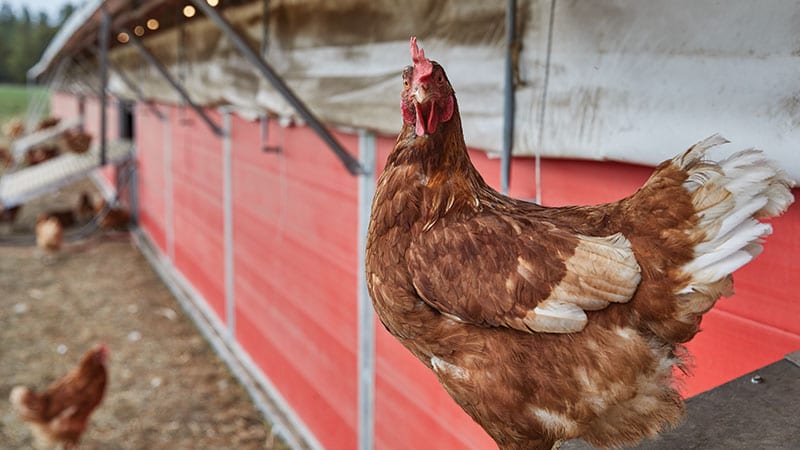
[130, 139, 140, 226]
[222, 109, 235, 338]
[357, 130, 376, 450]
[78, 95, 86, 131]
[501, 0, 516, 195]
[164, 109, 175, 262]
[99, 6, 110, 166]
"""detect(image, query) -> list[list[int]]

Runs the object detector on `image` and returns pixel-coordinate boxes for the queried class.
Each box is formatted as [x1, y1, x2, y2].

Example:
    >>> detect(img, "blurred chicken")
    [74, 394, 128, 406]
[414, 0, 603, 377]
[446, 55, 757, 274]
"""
[10, 344, 109, 449]
[76, 192, 96, 223]
[62, 129, 92, 154]
[36, 116, 61, 131]
[43, 209, 77, 228]
[3, 118, 25, 139]
[97, 198, 131, 230]
[1, 204, 22, 233]
[25, 145, 60, 166]
[0, 145, 13, 168]
[35, 214, 64, 254]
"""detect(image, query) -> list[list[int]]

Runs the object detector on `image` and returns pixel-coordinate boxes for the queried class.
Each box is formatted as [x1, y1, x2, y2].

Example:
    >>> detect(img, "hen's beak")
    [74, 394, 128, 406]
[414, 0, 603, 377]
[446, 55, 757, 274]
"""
[413, 84, 429, 104]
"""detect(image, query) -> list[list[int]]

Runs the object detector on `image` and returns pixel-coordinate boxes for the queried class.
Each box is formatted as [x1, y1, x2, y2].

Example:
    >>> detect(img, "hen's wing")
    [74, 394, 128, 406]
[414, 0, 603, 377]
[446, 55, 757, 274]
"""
[407, 213, 641, 333]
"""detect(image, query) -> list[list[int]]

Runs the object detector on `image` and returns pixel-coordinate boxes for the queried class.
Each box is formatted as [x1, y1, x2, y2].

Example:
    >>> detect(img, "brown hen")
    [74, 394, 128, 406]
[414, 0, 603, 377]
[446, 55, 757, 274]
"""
[10, 344, 109, 449]
[365, 38, 794, 449]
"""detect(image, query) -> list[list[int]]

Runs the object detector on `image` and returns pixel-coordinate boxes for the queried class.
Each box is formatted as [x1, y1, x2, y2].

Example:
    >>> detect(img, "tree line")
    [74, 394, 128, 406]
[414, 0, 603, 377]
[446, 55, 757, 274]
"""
[0, 2, 75, 84]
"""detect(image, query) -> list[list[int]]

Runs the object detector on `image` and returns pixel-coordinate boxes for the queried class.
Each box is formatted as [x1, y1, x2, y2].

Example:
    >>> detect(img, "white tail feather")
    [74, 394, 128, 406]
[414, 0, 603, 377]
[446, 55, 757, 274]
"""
[677, 136, 794, 294]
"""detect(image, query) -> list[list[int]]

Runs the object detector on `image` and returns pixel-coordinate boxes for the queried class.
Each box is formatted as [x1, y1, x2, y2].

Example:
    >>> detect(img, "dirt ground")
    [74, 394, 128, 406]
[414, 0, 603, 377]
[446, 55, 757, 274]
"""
[0, 179, 289, 449]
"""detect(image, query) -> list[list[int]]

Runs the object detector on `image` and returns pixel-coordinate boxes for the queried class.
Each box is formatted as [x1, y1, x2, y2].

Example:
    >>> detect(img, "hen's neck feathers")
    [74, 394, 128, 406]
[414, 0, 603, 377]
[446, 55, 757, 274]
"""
[389, 99, 488, 197]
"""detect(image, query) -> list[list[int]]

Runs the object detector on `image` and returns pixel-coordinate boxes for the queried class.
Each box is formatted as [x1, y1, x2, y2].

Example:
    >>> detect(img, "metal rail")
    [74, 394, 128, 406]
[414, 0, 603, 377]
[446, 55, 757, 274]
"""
[99, 6, 110, 165]
[190, 0, 363, 175]
[357, 130, 376, 450]
[501, 0, 516, 195]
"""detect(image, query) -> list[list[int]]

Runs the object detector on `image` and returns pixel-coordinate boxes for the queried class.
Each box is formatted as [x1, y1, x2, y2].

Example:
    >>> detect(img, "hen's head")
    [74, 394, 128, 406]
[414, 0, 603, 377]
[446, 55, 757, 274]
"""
[81, 343, 109, 369]
[401, 37, 455, 137]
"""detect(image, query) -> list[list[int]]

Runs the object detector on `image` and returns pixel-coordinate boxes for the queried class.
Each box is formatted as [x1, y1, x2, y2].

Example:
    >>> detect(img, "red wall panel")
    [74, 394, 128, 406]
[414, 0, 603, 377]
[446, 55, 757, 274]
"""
[230, 115, 359, 449]
[134, 105, 167, 252]
[169, 106, 226, 322]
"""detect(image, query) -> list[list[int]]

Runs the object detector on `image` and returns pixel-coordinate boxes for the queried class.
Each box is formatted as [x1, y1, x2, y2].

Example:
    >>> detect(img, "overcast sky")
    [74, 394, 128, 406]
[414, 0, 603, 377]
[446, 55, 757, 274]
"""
[2, 0, 78, 23]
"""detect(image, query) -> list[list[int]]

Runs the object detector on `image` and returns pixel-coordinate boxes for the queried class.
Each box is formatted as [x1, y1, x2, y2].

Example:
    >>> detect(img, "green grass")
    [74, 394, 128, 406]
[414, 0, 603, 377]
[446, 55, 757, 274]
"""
[0, 84, 50, 126]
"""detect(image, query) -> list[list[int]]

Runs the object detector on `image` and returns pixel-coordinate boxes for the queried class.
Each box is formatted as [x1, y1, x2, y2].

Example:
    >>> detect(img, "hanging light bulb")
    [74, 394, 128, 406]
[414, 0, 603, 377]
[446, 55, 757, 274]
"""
[134, 25, 145, 36]
[183, 5, 196, 18]
[117, 32, 130, 43]
[207, 0, 219, 6]
[146, 18, 159, 30]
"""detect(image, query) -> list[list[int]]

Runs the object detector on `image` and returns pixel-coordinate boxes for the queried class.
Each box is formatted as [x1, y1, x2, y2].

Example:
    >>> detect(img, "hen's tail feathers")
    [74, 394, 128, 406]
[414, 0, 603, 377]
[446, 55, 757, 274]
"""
[672, 135, 794, 322]
[9, 386, 39, 421]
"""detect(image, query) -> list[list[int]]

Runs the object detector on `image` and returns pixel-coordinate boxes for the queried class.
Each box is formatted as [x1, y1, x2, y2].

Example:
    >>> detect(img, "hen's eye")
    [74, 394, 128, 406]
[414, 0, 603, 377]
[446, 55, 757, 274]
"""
[403, 79, 409, 88]
[437, 74, 444, 84]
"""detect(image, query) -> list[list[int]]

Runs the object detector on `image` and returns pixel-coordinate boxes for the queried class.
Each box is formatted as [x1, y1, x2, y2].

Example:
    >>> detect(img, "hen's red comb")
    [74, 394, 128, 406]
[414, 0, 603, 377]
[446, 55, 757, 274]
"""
[410, 37, 433, 83]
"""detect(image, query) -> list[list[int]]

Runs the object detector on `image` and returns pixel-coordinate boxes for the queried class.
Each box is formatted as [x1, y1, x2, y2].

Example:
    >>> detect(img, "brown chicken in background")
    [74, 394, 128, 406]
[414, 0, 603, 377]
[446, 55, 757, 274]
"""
[76, 191, 96, 223]
[3, 118, 25, 139]
[0, 145, 13, 168]
[63, 129, 92, 154]
[36, 214, 64, 254]
[25, 144, 60, 166]
[1, 204, 22, 232]
[365, 38, 795, 450]
[10, 344, 109, 449]
[36, 116, 61, 131]
[96, 198, 131, 230]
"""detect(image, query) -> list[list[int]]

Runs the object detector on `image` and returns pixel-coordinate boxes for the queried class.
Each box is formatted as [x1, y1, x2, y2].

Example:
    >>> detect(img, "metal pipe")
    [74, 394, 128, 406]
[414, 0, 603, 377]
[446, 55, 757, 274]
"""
[190, 0, 363, 175]
[222, 109, 235, 338]
[501, 0, 516, 195]
[357, 130, 376, 450]
[99, 6, 110, 165]
[123, 29, 225, 137]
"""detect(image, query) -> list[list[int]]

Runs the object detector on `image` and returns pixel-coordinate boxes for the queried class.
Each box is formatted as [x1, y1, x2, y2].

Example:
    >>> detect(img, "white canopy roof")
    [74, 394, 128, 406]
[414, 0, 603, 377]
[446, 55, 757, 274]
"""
[32, 0, 800, 181]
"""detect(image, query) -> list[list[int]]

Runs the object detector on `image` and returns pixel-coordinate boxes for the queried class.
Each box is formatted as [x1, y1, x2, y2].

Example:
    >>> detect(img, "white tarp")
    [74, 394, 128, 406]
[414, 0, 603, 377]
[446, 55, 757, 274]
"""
[50, 0, 799, 180]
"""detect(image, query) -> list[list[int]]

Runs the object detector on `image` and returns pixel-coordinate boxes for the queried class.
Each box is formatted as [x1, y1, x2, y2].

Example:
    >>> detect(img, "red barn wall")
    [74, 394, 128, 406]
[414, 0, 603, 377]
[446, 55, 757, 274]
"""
[56, 93, 800, 449]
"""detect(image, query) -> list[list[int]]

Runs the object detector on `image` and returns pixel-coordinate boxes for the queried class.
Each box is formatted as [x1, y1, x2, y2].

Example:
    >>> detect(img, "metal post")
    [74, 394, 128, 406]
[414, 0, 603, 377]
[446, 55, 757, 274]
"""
[357, 130, 376, 450]
[164, 109, 175, 262]
[190, 0, 362, 175]
[501, 0, 516, 195]
[222, 109, 235, 338]
[123, 29, 225, 137]
[99, 6, 110, 165]
[78, 95, 86, 131]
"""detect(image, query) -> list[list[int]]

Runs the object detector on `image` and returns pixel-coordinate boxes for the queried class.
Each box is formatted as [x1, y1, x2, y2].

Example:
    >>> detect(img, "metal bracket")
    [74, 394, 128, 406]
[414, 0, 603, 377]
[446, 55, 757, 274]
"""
[190, 0, 363, 175]
[122, 28, 225, 137]
[260, 114, 282, 153]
